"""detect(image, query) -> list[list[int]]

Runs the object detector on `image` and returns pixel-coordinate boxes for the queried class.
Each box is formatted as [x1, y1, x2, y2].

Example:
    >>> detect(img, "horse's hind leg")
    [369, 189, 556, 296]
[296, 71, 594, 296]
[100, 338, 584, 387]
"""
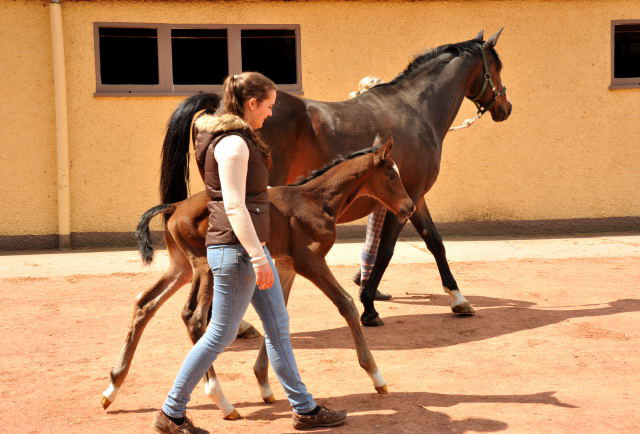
[179, 259, 241, 420]
[409, 198, 474, 315]
[295, 254, 387, 394]
[101, 254, 192, 409]
[253, 256, 296, 404]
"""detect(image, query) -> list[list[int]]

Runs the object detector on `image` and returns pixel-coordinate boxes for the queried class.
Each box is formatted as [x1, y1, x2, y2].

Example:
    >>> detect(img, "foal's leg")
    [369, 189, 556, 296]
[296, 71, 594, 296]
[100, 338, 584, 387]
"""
[101, 256, 192, 409]
[253, 257, 296, 404]
[295, 254, 387, 394]
[409, 198, 474, 315]
[180, 259, 241, 420]
[360, 211, 407, 327]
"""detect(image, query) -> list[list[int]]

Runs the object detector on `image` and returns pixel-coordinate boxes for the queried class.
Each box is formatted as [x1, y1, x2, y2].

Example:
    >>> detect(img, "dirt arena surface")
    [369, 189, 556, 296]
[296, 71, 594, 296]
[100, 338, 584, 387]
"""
[1, 235, 639, 433]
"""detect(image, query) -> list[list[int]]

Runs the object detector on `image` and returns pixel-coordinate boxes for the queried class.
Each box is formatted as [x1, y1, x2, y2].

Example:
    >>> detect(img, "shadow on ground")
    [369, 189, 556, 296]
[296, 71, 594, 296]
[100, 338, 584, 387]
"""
[227, 297, 640, 352]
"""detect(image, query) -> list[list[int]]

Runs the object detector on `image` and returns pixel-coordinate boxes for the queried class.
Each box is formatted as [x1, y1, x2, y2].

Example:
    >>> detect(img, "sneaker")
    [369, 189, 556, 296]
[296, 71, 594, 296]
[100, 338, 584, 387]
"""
[292, 405, 347, 430]
[152, 410, 203, 434]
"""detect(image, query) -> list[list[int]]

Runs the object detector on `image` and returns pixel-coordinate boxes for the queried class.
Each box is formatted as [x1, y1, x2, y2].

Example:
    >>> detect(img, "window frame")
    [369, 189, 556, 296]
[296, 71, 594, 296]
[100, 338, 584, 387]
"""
[610, 19, 640, 90]
[93, 22, 302, 96]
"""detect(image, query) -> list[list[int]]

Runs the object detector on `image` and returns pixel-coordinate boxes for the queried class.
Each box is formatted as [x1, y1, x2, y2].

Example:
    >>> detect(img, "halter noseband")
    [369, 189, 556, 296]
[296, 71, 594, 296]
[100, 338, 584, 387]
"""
[469, 44, 507, 115]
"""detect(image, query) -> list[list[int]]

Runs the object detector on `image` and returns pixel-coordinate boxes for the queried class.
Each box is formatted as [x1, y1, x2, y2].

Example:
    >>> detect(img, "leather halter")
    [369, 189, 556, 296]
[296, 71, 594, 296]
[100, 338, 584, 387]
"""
[469, 45, 507, 115]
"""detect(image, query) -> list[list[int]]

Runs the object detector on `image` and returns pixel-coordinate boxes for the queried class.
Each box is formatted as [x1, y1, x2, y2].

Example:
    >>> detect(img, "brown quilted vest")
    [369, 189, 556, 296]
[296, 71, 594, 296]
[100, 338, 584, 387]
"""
[193, 113, 270, 246]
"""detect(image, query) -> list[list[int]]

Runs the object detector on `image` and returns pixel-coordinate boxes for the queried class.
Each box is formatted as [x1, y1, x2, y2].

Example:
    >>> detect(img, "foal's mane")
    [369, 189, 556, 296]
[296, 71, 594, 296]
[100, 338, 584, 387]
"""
[288, 146, 378, 186]
[384, 38, 502, 86]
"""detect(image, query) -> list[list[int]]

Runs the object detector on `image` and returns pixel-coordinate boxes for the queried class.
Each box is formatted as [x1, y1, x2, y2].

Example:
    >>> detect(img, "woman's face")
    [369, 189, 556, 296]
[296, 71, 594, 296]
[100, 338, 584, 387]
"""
[244, 89, 276, 130]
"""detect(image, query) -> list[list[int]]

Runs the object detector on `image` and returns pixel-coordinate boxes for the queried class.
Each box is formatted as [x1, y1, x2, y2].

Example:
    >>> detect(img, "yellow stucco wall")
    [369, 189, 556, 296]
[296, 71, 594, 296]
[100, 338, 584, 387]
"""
[1, 1, 57, 236]
[1, 0, 639, 240]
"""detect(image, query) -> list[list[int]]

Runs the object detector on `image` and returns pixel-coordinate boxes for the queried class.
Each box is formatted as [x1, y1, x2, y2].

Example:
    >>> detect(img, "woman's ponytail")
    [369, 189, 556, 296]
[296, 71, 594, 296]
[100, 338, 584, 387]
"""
[222, 74, 245, 117]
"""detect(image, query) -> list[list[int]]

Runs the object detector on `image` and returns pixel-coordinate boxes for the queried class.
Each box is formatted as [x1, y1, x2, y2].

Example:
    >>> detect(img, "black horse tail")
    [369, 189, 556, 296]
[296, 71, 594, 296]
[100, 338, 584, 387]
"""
[135, 203, 176, 265]
[159, 93, 221, 205]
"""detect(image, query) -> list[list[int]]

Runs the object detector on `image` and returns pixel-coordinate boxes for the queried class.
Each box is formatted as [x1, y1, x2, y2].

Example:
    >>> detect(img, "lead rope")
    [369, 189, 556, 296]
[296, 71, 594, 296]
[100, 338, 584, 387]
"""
[448, 112, 484, 131]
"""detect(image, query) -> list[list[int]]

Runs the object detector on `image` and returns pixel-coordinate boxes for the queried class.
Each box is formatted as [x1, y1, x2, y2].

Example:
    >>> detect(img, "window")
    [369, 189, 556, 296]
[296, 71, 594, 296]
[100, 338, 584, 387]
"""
[611, 20, 640, 89]
[241, 29, 297, 84]
[94, 23, 301, 96]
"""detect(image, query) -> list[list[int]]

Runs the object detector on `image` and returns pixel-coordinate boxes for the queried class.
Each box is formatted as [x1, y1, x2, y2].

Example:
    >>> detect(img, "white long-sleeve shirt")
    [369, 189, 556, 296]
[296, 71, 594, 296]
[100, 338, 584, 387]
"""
[213, 134, 267, 267]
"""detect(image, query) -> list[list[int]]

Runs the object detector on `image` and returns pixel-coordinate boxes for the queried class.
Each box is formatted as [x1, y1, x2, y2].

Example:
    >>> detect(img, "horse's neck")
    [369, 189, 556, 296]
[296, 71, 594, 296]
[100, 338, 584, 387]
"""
[301, 159, 371, 218]
[394, 55, 476, 141]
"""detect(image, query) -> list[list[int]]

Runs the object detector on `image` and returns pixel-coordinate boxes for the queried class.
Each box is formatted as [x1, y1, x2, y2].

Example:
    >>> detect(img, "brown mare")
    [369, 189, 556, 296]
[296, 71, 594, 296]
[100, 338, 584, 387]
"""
[159, 31, 512, 327]
[102, 138, 416, 418]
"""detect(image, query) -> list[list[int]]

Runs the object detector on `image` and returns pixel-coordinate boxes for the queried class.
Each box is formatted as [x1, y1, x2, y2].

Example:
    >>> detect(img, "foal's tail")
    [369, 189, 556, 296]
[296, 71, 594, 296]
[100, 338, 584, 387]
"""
[159, 93, 220, 205]
[135, 203, 176, 265]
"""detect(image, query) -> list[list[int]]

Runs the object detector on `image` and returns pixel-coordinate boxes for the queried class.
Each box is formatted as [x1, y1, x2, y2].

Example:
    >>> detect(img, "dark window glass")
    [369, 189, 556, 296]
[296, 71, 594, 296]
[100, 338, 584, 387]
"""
[614, 24, 640, 78]
[171, 28, 229, 85]
[98, 27, 159, 85]
[241, 29, 297, 84]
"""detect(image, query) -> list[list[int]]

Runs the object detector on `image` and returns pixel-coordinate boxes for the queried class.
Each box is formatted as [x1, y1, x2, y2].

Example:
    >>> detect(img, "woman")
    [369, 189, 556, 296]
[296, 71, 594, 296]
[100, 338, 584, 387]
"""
[153, 72, 347, 433]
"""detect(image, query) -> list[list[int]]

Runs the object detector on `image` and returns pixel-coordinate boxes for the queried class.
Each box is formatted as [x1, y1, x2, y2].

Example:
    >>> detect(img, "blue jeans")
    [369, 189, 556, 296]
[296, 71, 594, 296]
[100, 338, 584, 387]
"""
[162, 244, 317, 417]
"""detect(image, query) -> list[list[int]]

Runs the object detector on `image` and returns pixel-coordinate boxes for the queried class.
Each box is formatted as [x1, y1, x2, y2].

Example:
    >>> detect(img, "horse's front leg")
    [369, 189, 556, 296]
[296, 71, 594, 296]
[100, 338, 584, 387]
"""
[180, 260, 241, 420]
[295, 254, 387, 394]
[253, 256, 296, 404]
[409, 198, 474, 315]
[360, 211, 407, 327]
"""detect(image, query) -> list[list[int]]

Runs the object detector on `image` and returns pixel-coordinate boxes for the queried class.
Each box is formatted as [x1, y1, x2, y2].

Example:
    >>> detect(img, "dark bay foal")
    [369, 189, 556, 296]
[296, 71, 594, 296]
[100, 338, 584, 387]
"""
[102, 138, 415, 418]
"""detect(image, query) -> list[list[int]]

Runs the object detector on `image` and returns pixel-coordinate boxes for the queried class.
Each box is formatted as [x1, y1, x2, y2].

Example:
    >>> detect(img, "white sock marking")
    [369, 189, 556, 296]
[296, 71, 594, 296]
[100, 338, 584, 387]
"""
[204, 377, 235, 416]
[444, 287, 468, 307]
[368, 370, 386, 388]
[102, 383, 119, 402]
[259, 383, 273, 400]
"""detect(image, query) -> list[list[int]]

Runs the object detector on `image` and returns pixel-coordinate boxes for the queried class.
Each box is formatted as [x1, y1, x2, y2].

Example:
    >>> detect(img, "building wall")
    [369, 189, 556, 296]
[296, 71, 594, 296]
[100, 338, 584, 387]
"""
[1, 0, 639, 247]
[1, 1, 57, 237]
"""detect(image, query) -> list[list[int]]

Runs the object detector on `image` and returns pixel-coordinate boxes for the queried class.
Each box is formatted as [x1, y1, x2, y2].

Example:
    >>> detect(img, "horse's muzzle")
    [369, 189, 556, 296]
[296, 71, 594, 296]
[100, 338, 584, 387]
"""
[397, 202, 416, 221]
[492, 100, 512, 122]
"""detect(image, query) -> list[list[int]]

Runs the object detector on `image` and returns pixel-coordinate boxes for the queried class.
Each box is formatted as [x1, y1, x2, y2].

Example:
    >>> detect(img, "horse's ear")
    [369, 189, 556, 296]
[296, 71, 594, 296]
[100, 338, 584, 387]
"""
[474, 30, 484, 41]
[374, 137, 393, 164]
[371, 133, 383, 149]
[483, 28, 503, 49]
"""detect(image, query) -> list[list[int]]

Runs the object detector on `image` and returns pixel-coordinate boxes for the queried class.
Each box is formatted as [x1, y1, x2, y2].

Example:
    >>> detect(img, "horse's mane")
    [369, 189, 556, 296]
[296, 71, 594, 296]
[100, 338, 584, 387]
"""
[288, 146, 378, 186]
[387, 38, 501, 86]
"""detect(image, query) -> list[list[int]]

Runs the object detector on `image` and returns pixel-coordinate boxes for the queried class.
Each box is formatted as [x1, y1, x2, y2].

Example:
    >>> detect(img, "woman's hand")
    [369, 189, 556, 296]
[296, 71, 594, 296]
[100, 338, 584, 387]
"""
[254, 262, 274, 290]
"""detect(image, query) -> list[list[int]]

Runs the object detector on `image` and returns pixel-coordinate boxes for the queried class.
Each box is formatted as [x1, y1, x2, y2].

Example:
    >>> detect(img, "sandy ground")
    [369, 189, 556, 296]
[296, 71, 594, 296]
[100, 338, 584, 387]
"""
[1, 234, 639, 433]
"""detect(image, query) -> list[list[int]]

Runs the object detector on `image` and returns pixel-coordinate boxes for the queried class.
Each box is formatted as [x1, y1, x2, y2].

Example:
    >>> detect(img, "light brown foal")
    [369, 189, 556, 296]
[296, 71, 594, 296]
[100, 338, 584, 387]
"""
[102, 138, 415, 418]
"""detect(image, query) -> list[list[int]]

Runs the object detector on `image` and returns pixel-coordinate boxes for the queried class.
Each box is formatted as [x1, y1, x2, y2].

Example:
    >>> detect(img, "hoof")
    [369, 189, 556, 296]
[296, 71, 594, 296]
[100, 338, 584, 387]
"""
[352, 270, 361, 286]
[452, 302, 475, 315]
[374, 290, 392, 301]
[223, 409, 242, 420]
[375, 385, 388, 394]
[361, 314, 384, 327]
[237, 325, 261, 339]
[101, 396, 112, 410]
[262, 394, 276, 404]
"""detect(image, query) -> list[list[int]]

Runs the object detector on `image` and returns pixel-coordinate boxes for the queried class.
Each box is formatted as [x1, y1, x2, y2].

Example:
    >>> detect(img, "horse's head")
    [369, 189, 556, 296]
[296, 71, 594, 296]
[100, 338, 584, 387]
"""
[360, 136, 416, 221]
[467, 29, 512, 122]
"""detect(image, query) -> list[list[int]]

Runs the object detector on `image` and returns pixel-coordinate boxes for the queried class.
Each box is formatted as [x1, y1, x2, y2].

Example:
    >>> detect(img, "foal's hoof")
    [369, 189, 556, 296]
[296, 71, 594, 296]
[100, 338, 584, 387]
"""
[451, 301, 475, 316]
[237, 324, 261, 339]
[262, 395, 276, 404]
[375, 385, 388, 394]
[223, 409, 242, 420]
[101, 396, 112, 410]
[262, 394, 276, 404]
[361, 313, 384, 327]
